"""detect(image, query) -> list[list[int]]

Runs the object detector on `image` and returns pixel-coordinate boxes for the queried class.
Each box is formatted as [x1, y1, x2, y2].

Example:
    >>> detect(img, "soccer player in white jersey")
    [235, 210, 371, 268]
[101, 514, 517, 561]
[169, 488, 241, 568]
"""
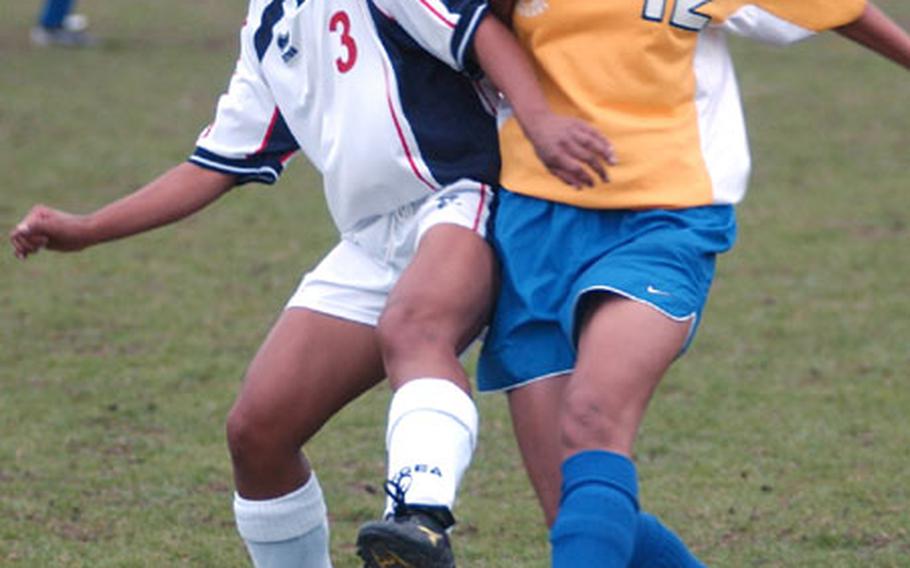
[9, 1, 614, 567]
[480, 0, 909, 566]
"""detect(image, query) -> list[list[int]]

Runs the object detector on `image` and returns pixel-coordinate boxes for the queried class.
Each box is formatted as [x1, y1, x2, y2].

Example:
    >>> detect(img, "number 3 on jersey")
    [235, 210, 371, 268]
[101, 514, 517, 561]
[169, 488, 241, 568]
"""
[329, 10, 358, 73]
[642, 0, 711, 31]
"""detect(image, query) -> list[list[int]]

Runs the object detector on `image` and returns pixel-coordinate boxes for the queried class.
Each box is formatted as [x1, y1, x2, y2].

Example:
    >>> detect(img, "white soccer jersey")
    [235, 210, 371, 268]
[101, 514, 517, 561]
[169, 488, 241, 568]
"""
[190, 0, 498, 233]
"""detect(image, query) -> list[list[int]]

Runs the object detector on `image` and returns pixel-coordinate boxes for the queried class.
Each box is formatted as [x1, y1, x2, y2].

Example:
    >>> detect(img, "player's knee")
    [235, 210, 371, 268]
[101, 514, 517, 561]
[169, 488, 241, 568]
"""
[559, 394, 626, 454]
[225, 404, 260, 466]
[377, 302, 440, 356]
[225, 401, 293, 469]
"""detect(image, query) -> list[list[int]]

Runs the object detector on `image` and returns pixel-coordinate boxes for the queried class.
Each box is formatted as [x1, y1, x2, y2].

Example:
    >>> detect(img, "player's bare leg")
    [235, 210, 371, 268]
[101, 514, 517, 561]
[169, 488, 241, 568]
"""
[511, 355, 706, 567]
[507, 374, 569, 527]
[379, 224, 495, 392]
[357, 224, 496, 568]
[227, 308, 385, 568]
[550, 294, 692, 567]
[563, 294, 688, 458]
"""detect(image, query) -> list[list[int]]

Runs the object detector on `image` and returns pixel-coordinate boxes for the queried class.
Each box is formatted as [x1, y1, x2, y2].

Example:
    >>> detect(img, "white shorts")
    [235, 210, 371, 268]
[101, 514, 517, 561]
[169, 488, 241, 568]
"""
[286, 182, 493, 326]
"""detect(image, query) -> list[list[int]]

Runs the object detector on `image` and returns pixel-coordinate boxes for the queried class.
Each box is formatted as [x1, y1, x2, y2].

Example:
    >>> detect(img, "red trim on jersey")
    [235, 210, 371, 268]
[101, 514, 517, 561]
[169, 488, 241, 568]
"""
[472, 184, 487, 231]
[253, 107, 281, 155]
[279, 149, 296, 164]
[419, 0, 456, 29]
[380, 58, 438, 192]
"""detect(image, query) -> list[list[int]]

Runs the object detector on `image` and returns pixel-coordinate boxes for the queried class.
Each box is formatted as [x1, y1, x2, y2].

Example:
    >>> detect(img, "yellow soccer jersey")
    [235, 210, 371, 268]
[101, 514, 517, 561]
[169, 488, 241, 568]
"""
[499, 0, 867, 209]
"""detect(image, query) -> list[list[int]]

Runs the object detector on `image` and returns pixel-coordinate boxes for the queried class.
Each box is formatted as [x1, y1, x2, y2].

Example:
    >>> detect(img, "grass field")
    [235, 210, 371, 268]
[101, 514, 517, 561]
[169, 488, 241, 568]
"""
[1, 1, 909, 566]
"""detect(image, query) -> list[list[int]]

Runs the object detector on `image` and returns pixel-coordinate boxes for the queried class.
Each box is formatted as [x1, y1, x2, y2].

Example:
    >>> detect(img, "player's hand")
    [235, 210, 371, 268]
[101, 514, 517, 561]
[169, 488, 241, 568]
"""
[522, 113, 617, 189]
[9, 205, 93, 260]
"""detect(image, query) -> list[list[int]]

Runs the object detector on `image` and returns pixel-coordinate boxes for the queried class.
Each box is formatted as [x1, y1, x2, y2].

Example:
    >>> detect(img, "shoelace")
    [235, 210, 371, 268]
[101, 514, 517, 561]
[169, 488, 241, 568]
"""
[382, 470, 456, 531]
[384, 471, 413, 519]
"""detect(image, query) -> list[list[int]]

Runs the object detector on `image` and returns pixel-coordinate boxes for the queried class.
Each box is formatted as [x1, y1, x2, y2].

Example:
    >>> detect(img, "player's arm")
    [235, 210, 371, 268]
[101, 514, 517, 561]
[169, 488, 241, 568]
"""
[9, 163, 235, 259]
[836, 2, 910, 70]
[488, 0, 516, 26]
[372, 0, 613, 187]
[472, 14, 616, 188]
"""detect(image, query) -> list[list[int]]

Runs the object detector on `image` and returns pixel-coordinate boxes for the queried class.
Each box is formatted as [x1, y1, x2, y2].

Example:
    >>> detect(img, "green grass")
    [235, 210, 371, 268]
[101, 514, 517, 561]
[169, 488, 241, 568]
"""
[2, 1, 909, 566]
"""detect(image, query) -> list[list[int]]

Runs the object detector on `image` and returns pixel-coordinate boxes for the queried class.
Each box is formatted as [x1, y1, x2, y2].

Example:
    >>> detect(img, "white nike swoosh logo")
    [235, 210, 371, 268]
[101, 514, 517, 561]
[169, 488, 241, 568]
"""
[646, 285, 672, 297]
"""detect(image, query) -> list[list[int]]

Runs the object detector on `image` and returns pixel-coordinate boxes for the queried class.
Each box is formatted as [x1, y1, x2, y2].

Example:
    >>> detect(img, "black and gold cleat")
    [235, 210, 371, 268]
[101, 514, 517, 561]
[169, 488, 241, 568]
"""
[357, 477, 456, 567]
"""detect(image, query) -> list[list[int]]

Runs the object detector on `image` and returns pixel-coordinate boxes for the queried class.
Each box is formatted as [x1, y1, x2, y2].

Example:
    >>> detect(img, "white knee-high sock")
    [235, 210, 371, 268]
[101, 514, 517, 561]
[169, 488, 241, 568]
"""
[234, 473, 332, 568]
[384, 378, 478, 515]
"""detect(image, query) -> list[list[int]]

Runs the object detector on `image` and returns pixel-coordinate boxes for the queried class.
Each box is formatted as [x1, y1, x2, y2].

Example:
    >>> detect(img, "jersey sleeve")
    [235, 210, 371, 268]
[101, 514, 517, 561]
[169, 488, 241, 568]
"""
[189, 14, 299, 185]
[370, 0, 489, 75]
[705, 0, 867, 45]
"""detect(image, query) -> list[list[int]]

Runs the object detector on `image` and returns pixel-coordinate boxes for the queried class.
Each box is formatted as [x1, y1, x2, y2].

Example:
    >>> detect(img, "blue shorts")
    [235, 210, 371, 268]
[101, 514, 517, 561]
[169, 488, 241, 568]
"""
[476, 189, 737, 392]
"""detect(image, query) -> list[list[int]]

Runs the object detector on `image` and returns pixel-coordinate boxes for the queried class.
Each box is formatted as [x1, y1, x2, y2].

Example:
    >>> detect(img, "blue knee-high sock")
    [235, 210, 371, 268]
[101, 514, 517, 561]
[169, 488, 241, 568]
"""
[630, 512, 707, 567]
[550, 450, 639, 568]
[39, 0, 76, 29]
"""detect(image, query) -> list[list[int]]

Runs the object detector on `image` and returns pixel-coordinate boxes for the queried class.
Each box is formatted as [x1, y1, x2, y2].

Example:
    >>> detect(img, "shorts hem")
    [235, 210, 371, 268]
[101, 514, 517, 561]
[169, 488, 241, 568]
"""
[283, 301, 379, 327]
[574, 285, 699, 354]
[478, 367, 574, 394]
[576, 285, 697, 323]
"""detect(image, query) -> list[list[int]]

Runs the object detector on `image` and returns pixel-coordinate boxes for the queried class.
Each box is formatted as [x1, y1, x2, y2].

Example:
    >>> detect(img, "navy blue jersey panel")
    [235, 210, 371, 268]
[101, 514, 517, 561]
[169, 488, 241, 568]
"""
[255, 0, 286, 61]
[368, 1, 500, 188]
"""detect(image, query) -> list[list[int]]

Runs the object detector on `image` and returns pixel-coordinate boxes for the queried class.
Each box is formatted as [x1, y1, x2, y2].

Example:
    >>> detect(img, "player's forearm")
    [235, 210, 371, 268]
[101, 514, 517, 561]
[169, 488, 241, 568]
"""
[836, 3, 910, 70]
[472, 13, 551, 126]
[83, 162, 235, 246]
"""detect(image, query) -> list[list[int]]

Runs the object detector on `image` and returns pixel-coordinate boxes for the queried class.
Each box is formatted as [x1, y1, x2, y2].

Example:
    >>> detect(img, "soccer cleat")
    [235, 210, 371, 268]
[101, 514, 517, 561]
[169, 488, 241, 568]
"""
[357, 476, 456, 568]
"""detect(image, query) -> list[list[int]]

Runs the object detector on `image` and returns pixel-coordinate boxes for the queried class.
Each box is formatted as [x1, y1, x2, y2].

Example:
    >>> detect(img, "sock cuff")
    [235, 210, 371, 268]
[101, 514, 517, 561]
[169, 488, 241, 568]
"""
[386, 378, 478, 450]
[562, 450, 639, 507]
[234, 473, 328, 543]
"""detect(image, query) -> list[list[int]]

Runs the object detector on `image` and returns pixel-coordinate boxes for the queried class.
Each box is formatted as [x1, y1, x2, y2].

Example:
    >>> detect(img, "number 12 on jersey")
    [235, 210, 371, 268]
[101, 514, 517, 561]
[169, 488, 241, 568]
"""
[642, 0, 711, 31]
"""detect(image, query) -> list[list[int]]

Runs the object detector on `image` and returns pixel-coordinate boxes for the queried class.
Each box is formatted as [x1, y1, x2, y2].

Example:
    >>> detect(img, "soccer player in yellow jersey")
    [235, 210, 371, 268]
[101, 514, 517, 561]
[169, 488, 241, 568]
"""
[478, 1, 910, 566]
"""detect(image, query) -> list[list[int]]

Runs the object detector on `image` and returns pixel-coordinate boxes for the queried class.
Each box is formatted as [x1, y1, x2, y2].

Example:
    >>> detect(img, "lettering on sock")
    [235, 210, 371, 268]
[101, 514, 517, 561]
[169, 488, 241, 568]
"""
[397, 464, 443, 478]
